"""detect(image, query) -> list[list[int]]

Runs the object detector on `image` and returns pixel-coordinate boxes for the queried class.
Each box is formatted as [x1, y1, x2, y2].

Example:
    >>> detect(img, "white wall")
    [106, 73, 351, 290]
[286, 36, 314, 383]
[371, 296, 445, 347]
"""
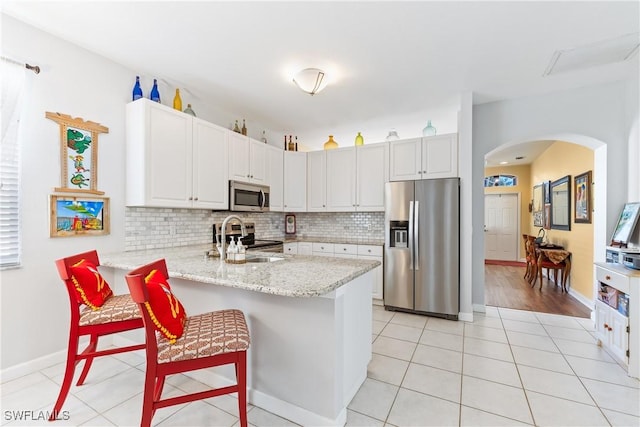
[0, 15, 275, 370]
[471, 80, 637, 307]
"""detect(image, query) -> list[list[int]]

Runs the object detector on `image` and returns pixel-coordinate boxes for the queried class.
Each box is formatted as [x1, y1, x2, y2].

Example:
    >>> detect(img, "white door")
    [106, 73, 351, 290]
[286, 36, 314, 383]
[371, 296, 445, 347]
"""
[484, 194, 518, 261]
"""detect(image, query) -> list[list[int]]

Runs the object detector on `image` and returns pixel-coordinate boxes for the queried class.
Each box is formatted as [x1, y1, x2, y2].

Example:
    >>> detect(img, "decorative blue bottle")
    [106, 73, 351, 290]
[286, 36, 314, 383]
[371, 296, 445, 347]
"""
[150, 79, 161, 103]
[132, 76, 143, 101]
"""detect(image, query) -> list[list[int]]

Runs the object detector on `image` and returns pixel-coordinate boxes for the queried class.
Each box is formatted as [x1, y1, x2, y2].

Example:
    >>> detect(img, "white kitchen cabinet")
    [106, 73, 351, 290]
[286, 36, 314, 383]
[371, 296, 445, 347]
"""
[298, 242, 313, 255]
[356, 143, 389, 211]
[309, 142, 388, 213]
[313, 242, 335, 257]
[389, 133, 458, 181]
[125, 99, 228, 209]
[283, 151, 307, 212]
[326, 148, 357, 211]
[307, 151, 327, 212]
[284, 242, 298, 255]
[594, 262, 639, 378]
[266, 144, 284, 211]
[358, 245, 384, 300]
[228, 133, 267, 184]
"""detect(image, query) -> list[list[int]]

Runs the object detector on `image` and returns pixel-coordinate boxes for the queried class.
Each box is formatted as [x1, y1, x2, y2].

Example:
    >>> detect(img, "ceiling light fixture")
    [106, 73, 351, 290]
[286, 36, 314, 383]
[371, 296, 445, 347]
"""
[293, 68, 327, 95]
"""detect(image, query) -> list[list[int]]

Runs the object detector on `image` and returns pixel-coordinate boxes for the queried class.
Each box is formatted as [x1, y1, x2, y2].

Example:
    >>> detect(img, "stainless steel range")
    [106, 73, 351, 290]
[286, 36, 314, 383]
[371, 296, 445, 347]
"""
[213, 222, 283, 253]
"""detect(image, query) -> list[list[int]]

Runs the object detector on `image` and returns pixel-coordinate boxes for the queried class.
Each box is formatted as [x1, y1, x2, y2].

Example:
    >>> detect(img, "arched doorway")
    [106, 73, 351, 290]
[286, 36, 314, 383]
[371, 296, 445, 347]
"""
[481, 135, 607, 316]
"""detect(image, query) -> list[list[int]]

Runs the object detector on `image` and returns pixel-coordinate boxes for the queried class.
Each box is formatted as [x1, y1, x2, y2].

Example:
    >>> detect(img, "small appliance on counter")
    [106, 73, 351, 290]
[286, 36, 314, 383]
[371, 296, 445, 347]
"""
[213, 222, 283, 254]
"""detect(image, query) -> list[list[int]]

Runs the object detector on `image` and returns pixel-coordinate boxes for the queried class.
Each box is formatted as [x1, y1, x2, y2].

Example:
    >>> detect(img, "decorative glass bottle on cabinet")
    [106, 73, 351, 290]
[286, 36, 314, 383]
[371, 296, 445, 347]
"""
[132, 76, 143, 101]
[323, 135, 338, 150]
[183, 104, 196, 116]
[173, 89, 182, 111]
[422, 120, 437, 136]
[150, 79, 161, 103]
[355, 132, 364, 146]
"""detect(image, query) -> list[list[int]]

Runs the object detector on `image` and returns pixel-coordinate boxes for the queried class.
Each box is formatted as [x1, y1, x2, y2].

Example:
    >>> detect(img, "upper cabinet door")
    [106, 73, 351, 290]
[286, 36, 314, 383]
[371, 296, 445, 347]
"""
[356, 143, 388, 211]
[192, 119, 228, 209]
[307, 151, 326, 212]
[266, 144, 284, 212]
[249, 138, 267, 184]
[389, 138, 422, 181]
[228, 132, 251, 182]
[422, 133, 458, 179]
[126, 99, 193, 207]
[284, 151, 307, 211]
[326, 147, 356, 211]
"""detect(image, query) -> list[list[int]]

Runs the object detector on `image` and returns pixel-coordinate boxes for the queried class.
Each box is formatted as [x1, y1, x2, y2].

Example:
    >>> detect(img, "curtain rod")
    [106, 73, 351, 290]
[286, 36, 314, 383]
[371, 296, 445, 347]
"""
[1, 56, 40, 74]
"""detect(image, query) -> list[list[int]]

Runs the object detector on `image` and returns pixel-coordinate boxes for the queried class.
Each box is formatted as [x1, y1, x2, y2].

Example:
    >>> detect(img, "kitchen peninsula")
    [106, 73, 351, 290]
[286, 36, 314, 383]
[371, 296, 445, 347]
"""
[101, 244, 379, 426]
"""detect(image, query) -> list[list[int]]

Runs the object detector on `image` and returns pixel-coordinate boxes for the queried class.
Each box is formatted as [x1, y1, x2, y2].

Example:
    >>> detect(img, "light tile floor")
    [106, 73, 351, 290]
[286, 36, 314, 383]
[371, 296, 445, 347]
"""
[1, 306, 639, 426]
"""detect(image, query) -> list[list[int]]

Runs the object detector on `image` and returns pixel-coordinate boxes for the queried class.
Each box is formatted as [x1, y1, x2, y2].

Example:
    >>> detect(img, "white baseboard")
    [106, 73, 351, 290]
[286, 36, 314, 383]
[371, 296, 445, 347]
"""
[472, 304, 486, 314]
[568, 288, 594, 312]
[1, 350, 67, 382]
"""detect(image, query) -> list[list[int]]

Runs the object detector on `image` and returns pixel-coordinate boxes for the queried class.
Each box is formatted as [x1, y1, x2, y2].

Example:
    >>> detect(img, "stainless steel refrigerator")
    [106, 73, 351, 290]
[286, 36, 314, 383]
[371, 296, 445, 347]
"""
[384, 178, 460, 319]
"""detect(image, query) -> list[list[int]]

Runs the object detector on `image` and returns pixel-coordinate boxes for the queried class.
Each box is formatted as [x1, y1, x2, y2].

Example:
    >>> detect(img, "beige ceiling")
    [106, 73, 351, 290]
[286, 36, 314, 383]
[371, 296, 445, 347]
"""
[2, 1, 638, 153]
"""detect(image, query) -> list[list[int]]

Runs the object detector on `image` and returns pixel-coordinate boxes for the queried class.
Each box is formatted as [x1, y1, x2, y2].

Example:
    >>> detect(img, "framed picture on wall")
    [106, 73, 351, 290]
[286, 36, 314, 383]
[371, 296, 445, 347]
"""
[532, 183, 545, 227]
[50, 195, 110, 237]
[574, 170, 592, 223]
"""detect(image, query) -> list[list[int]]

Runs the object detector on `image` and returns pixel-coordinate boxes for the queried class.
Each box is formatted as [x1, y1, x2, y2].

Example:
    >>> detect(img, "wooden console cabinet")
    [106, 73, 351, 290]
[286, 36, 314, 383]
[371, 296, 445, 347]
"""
[594, 262, 639, 379]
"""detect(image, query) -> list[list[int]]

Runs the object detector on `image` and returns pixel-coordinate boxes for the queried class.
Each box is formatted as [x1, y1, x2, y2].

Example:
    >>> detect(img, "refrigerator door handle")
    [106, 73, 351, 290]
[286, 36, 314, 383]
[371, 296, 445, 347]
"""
[408, 201, 414, 270]
[414, 201, 419, 271]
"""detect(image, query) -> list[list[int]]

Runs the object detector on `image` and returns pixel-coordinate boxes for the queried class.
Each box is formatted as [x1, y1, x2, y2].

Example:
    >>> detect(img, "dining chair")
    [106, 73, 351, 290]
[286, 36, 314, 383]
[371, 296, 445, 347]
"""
[125, 258, 250, 427]
[50, 250, 144, 421]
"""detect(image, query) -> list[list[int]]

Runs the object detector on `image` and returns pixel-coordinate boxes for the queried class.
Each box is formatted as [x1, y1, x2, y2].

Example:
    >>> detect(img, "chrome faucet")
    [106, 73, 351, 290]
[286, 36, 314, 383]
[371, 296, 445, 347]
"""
[219, 215, 247, 261]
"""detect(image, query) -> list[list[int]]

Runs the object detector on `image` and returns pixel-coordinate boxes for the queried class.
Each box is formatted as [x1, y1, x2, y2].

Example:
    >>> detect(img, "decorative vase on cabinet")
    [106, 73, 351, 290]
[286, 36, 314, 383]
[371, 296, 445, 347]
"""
[355, 132, 364, 146]
[324, 135, 338, 150]
[422, 120, 436, 136]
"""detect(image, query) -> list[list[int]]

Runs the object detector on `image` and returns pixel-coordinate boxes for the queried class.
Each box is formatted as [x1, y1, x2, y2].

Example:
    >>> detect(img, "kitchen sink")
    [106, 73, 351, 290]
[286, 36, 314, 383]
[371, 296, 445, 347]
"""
[246, 256, 285, 263]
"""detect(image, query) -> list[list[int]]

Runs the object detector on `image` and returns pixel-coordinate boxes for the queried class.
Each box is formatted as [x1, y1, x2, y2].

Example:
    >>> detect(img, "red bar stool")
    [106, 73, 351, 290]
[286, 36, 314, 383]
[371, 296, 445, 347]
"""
[50, 250, 144, 421]
[125, 258, 250, 427]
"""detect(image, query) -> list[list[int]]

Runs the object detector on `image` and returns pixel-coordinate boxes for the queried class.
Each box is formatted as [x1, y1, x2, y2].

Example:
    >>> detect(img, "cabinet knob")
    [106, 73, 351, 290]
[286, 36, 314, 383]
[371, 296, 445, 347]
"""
[423, 170, 427, 174]
[343, 248, 347, 251]
[368, 249, 372, 253]
[194, 197, 198, 201]
[604, 323, 608, 329]
[605, 275, 611, 280]
[250, 175, 253, 178]
[418, 171, 422, 174]
[607, 326, 613, 331]
[188, 197, 193, 200]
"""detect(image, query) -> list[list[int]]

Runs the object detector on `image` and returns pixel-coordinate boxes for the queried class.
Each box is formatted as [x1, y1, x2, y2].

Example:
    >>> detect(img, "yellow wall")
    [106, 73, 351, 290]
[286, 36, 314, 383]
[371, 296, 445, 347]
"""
[484, 142, 594, 300]
[531, 141, 594, 299]
[484, 164, 531, 258]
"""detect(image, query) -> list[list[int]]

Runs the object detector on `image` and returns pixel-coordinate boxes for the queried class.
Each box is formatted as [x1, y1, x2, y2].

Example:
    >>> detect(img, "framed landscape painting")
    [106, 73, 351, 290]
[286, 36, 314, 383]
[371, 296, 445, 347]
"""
[50, 195, 110, 237]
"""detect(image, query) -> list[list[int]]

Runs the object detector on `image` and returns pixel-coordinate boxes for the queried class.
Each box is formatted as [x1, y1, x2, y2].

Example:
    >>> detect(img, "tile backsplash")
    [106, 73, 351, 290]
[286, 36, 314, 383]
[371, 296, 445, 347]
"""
[125, 208, 384, 251]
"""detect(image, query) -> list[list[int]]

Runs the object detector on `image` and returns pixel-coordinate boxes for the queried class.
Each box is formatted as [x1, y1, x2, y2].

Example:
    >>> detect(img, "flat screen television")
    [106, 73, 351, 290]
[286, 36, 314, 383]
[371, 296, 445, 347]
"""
[611, 202, 640, 246]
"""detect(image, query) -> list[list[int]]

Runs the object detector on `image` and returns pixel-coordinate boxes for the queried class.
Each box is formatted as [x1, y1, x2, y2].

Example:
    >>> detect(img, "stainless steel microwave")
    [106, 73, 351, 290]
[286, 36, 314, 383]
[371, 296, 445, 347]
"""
[229, 181, 270, 212]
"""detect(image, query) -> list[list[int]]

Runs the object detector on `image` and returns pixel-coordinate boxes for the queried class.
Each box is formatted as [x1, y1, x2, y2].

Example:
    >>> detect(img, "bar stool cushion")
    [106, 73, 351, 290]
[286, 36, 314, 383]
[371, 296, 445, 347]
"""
[79, 294, 141, 326]
[143, 269, 187, 343]
[157, 309, 250, 363]
[70, 259, 113, 310]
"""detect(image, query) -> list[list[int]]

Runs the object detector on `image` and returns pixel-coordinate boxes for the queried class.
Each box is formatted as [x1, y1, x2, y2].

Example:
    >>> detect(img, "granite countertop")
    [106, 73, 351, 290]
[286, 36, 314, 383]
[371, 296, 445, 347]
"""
[284, 237, 385, 246]
[101, 244, 380, 298]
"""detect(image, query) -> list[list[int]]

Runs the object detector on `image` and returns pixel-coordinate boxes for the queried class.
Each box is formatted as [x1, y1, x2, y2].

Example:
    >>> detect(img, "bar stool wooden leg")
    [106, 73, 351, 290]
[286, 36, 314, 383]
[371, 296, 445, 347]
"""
[237, 352, 248, 427]
[49, 330, 80, 421]
[76, 334, 99, 386]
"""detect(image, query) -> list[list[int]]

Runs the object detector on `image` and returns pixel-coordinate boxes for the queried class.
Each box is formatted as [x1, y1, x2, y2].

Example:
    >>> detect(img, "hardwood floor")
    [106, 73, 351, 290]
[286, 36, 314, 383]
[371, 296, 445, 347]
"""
[484, 263, 591, 318]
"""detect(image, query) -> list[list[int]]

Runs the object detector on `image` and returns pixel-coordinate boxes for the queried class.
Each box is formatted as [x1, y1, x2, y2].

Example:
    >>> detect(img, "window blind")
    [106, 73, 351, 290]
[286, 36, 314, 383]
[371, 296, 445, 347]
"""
[1, 60, 25, 268]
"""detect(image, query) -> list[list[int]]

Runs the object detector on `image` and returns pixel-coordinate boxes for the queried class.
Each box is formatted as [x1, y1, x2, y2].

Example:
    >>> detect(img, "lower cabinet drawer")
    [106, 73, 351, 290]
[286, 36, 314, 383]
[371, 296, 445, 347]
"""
[312, 243, 335, 254]
[335, 244, 358, 256]
[357, 245, 383, 257]
[596, 266, 630, 294]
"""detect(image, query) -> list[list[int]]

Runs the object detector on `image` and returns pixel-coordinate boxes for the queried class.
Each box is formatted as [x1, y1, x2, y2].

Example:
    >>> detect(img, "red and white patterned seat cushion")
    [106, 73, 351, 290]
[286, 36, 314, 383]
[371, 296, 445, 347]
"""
[79, 294, 141, 326]
[157, 309, 250, 363]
